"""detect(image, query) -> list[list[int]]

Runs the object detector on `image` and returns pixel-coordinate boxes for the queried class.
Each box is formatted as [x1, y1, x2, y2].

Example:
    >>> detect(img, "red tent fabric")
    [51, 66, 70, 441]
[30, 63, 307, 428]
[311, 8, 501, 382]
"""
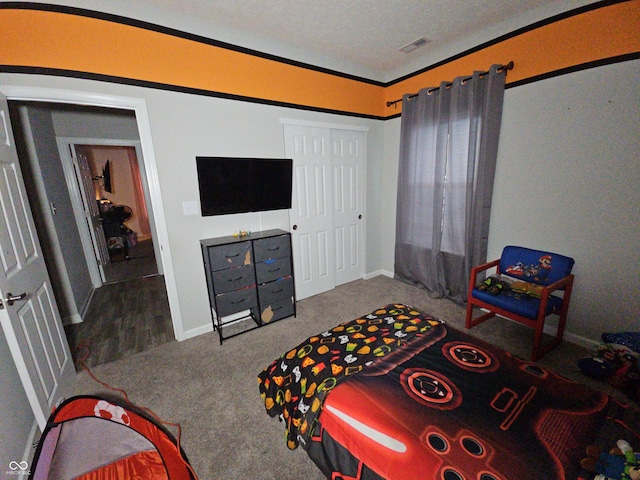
[30, 395, 196, 480]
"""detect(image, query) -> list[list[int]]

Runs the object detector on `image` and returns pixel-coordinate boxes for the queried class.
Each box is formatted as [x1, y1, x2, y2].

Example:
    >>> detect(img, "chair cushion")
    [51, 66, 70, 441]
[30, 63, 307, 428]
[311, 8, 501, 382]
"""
[472, 288, 565, 319]
[499, 246, 574, 286]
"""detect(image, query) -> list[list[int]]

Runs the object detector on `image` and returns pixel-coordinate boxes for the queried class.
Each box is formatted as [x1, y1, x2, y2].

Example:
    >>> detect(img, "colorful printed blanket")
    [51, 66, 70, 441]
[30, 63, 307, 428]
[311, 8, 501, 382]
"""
[257, 304, 443, 449]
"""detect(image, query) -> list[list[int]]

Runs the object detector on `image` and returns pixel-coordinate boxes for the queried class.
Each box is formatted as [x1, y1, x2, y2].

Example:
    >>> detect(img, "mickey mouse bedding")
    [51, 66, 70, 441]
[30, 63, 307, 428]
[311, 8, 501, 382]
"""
[258, 304, 639, 480]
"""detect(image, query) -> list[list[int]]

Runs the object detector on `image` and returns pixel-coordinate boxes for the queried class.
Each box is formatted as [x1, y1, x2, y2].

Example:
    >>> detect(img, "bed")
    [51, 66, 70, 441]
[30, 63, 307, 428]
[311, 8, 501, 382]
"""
[258, 304, 639, 480]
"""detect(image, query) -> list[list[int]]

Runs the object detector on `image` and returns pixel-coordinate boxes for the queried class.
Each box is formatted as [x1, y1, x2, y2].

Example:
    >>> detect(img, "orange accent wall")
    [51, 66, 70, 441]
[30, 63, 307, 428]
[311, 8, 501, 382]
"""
[0, 2, 638, 119]
[384, 1, 640, 112]
[0, 9, 385, 116]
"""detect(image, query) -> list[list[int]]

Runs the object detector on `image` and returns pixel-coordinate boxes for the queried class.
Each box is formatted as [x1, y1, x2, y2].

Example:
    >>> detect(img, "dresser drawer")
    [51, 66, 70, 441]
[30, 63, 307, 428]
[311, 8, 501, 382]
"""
[208, 241, 252, 271]
[201, 229, 295, 344]
[259, 296, 295, 324]
[255, 257, 292, 283]
[253, 234, 290, 262]
[212, 264, 255, 294]
[215, 286, 257, 317]
[258, 277, 294, 305]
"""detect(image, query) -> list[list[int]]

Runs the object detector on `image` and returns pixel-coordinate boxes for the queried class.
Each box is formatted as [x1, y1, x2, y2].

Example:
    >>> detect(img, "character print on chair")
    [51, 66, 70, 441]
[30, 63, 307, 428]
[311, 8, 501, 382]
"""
[505, 254, 553, 283]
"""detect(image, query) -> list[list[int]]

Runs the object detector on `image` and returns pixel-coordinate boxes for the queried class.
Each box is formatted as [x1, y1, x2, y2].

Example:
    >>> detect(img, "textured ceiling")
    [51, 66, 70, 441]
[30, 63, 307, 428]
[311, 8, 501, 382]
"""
[40, 0, 595, 81]
[162, 0, 553, 71]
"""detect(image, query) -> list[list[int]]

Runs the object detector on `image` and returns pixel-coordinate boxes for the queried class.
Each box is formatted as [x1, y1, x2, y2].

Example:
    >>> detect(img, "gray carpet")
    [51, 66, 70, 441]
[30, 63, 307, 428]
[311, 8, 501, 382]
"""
[72, 275, 627, 479]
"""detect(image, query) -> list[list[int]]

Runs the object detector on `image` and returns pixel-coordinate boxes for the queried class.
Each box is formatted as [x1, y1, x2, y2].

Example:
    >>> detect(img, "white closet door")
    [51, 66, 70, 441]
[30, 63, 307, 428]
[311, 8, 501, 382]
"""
[285, 125, 334, 299]
[331, 130, 364, 286]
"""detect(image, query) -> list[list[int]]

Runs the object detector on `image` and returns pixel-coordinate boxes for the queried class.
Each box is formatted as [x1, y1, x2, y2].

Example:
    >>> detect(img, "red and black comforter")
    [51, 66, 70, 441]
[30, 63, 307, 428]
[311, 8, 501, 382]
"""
[258, 304, 640, 480]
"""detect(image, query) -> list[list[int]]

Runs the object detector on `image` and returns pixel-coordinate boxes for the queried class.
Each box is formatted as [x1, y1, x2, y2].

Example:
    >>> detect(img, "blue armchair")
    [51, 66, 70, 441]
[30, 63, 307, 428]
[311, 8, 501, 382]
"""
[465, 246, 575, 361]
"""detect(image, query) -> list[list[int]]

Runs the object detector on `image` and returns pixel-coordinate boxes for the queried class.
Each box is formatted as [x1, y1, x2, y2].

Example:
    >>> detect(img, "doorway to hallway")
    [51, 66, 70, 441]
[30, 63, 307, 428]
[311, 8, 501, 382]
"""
[72, 143, 159, 284]
[8, 99, 173, 370]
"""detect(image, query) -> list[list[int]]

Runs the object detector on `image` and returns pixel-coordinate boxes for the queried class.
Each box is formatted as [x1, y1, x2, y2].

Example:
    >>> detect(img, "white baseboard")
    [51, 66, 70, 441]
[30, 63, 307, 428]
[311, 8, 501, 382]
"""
[364, 269, 393, 279]
[494, 310, 598, 350]
[64, 286, 98, 326]
[182, 321, 214, 340]
[183, 308, 266, 340]
[548, 325, 598, 350]
[81, 287, 96, 318]
[63, 313, 83, 325]
[23, 419, 39, 471]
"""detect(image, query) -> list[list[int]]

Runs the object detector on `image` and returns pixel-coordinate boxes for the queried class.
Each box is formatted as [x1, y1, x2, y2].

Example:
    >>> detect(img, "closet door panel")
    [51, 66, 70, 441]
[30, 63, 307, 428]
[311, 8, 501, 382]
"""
[285, 125, 334, 299]
[332, 130, 364, 286]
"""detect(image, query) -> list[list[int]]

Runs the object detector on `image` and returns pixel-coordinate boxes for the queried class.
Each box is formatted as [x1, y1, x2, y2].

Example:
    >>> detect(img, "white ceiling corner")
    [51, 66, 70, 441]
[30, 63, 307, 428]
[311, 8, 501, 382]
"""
[26, 0, 599, 82]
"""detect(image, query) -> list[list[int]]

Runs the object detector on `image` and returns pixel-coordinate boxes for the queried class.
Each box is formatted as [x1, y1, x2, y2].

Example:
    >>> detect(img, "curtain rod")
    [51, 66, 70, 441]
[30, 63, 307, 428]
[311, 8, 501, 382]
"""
[386, 61, 514, 108]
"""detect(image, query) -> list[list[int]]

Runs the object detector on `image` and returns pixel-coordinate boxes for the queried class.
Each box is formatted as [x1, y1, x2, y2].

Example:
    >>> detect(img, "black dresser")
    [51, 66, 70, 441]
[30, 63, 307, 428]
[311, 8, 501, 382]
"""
[201, 229, 296, 343]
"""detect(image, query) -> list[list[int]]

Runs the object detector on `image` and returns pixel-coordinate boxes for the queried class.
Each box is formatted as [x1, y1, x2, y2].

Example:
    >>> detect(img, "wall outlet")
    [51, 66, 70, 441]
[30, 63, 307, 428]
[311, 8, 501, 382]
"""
[182, 201, 199, 216]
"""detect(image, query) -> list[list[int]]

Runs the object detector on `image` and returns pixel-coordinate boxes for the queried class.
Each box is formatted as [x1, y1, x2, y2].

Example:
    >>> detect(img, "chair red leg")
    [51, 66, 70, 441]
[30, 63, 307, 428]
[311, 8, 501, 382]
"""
[556, 312, 568, 344]
[531, 321, 545, 362]
[465, 303, 474, 328]
[466, 304, 495, 329]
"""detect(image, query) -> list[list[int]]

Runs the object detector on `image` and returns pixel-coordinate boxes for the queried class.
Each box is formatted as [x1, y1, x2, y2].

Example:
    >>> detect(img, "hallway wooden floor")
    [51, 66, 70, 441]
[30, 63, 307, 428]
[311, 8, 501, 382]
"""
[65, 275, 174, 369]
[106, 238, 158, 284]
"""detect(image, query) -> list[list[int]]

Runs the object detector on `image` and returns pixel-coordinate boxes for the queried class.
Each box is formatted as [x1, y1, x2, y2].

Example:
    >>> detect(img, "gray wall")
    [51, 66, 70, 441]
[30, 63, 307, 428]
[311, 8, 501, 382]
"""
[13, 104, 140, 325]
[487, 60, 640, 341]
[51, 106, 139, 140]
[3, 60, 638, 346]
[18, 104, 93, 320]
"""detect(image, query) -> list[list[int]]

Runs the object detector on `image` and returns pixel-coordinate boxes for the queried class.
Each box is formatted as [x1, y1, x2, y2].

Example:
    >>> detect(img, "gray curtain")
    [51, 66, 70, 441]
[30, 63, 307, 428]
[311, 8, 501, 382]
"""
[394, 64, 506, 303]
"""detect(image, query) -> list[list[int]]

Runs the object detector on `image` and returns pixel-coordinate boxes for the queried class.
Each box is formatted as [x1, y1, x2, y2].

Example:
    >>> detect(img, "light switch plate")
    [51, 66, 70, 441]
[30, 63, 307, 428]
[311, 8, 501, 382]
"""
[182, 201, 199, 216]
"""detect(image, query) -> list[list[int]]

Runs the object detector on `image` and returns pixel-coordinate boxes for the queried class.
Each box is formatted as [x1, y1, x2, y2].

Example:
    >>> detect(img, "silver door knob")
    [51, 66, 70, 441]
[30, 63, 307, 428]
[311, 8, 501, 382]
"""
[6, 292, 27, 306]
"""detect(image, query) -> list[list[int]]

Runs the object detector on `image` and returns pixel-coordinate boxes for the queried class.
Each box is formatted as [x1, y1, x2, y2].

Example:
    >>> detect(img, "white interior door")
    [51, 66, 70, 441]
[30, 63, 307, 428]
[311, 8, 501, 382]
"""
[71, 144, 111, 282]
[0, 95, 75, 430]
[285, 125, 334, 299]
[331, 130, 364, 286]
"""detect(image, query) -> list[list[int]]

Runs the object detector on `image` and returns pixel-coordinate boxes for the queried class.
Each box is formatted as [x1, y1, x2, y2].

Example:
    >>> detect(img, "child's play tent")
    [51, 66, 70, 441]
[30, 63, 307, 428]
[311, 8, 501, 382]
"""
[29, 395, 196, 480]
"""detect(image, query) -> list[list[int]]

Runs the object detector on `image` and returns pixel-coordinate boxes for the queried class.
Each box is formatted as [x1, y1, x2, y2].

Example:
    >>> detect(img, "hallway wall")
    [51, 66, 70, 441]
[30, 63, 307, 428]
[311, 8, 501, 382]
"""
[85, 145, 147, 238]
[12, 103, 92, 323]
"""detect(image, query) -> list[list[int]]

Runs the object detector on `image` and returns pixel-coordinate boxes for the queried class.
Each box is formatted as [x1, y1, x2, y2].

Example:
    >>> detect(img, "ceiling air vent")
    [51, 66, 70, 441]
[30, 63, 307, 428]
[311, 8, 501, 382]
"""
[399, 37, 431, 54]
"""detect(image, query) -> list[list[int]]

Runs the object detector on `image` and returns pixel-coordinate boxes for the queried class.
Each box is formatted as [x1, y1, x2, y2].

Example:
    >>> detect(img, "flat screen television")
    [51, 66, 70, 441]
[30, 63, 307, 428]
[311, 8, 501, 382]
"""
[196, 157, 293, 216]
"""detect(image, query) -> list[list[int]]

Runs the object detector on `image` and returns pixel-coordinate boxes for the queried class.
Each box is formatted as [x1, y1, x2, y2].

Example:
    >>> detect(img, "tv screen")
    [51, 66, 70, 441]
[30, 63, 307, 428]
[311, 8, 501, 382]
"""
[196, 157, 293, 216]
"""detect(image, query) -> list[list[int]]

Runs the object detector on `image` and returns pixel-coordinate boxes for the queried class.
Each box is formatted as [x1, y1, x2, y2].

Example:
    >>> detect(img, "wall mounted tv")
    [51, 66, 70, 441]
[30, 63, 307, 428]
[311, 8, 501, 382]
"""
[196, 156, 293, 216]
